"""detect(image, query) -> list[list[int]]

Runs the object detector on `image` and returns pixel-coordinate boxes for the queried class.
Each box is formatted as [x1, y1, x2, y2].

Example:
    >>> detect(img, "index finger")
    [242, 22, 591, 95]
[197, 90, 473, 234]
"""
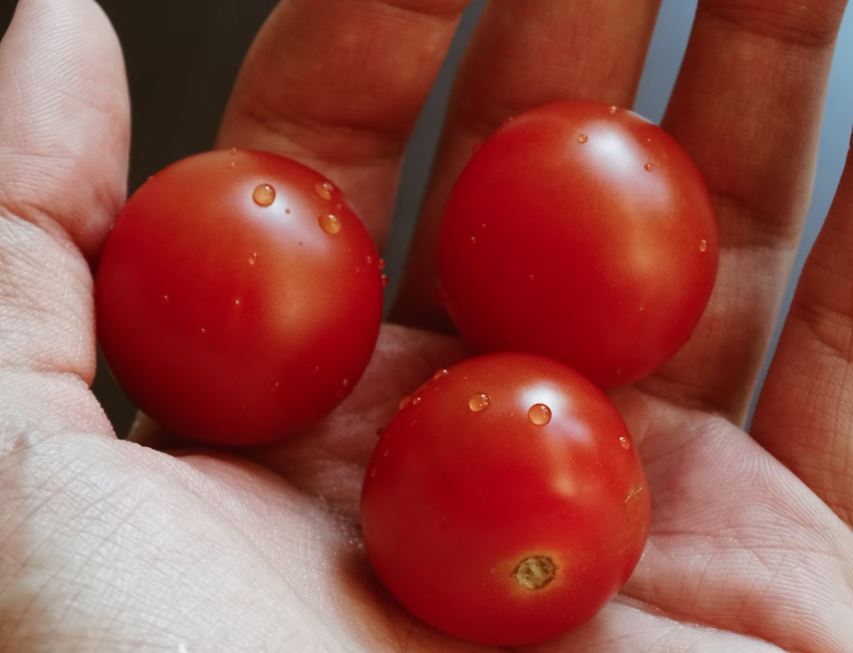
[217, 0, 469, 246]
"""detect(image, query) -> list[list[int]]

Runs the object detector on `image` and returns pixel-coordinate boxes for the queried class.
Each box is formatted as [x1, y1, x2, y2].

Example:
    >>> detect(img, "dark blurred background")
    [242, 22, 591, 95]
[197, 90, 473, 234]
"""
[0, 1, 850, 433]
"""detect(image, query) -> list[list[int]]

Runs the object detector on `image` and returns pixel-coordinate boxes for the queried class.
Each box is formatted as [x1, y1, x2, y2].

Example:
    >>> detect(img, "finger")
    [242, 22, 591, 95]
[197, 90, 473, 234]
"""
[392, 0, 662, 328]
[751, 134, 853, 524]
[217, 0, 468, 246]
[637, 0, 848, 420]
[0, 0, 129, 437]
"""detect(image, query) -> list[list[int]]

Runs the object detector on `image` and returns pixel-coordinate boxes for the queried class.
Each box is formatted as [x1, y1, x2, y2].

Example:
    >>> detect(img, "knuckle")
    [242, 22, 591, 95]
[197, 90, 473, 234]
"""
[701, 0, 846, 48]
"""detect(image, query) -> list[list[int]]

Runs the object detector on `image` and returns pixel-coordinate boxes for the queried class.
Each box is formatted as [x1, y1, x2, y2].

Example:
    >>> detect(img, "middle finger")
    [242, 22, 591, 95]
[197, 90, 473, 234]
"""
[393, 0, 662, 327]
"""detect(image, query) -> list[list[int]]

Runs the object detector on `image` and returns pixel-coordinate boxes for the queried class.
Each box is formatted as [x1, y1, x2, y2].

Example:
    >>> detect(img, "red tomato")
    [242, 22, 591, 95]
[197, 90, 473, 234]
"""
[361, 353, 650, 646]
[438, 101, 718, 388]
[96, 150, 383, 445]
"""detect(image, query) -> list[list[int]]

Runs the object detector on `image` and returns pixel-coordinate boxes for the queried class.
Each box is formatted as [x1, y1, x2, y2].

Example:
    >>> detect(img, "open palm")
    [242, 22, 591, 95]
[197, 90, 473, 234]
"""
[1, 1, 851, 651]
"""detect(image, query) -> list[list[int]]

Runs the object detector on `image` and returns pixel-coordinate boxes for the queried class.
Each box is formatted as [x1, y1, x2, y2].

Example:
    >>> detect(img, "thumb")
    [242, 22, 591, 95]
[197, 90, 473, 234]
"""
[0, 0, 129, 438]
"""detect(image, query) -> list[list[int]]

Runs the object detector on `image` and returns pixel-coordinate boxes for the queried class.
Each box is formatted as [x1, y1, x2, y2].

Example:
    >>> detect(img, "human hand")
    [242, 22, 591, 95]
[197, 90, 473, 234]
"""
[1, 1, 851, 651]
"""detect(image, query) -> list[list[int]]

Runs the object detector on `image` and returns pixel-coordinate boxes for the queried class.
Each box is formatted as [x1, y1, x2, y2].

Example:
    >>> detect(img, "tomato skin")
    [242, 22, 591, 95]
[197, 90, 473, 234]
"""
[438, 101, 718, 388]
[361, 353, 650, 646]
[96, 150, 383, 446]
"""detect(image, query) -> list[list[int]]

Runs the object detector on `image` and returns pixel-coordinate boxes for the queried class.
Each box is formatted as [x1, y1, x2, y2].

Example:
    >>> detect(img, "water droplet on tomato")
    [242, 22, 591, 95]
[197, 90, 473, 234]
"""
[271, 381, 280, 391]
[366, 255, 374, 266]
[644, 162, 654, 172]
[248, 252, 258, 266]
[319, 214, 342, 235]
[378, 258, 386, 271]
[253, 184, 276, 206]
[699, 239, 708, 252]
[469, 236, 477, 246]
[200, 327, 207, 335]
[609, 105, 618, 114]
[411, 396, 422, 406]
[619, 435, 631, 450]
[315, 181, 334, 200]
[639, 304, 646, 312]
[233, 298, 241, 306]
[228, 161, 236, 169]
[382, 448, 389, 458]
[433, 368, 449, 380]
[229, 147, 238, 155]
[468, 392, 490, 412]
[577, 133, 589, 144]
[528, 403, 552, 425]
[381, 273, 389, 288]
[342, 378, 350, 388]
[162, 294, 169, 302]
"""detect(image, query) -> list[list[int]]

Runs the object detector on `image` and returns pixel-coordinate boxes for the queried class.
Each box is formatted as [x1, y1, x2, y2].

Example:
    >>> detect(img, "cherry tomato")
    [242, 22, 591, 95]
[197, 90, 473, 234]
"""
[438, 100, 718, 388]
[96, 150, 383, 445]
[361, 353, 650, 646]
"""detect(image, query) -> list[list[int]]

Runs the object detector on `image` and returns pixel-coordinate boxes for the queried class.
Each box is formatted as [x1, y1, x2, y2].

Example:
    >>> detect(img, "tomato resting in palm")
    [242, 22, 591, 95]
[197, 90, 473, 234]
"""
[438, 100, 718, 388]
[96, 150, 383, 446]
[361, 353, 651, 647]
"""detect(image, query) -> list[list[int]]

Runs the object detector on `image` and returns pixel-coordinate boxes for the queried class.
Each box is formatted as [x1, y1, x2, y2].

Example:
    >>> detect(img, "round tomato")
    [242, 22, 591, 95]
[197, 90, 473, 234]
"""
[361, 353, 650, 646]
[96, 150, 383, 446]
[437, 100, 718, 388]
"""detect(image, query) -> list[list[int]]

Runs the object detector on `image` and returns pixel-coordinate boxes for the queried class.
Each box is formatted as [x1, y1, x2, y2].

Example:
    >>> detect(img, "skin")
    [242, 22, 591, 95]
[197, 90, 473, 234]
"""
[0, 0, 851, 651]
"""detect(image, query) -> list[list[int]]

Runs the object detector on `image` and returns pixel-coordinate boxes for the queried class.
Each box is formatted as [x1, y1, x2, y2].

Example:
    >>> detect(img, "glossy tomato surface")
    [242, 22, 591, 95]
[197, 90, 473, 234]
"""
[438, 101, 718, 388]
[361, 353, 650, 646]
[96, 150, 383, 445]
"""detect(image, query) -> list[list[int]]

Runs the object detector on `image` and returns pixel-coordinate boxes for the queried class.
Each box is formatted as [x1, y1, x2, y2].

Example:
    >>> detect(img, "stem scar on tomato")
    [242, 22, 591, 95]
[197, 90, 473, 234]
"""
[513, 555, 557, 591]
